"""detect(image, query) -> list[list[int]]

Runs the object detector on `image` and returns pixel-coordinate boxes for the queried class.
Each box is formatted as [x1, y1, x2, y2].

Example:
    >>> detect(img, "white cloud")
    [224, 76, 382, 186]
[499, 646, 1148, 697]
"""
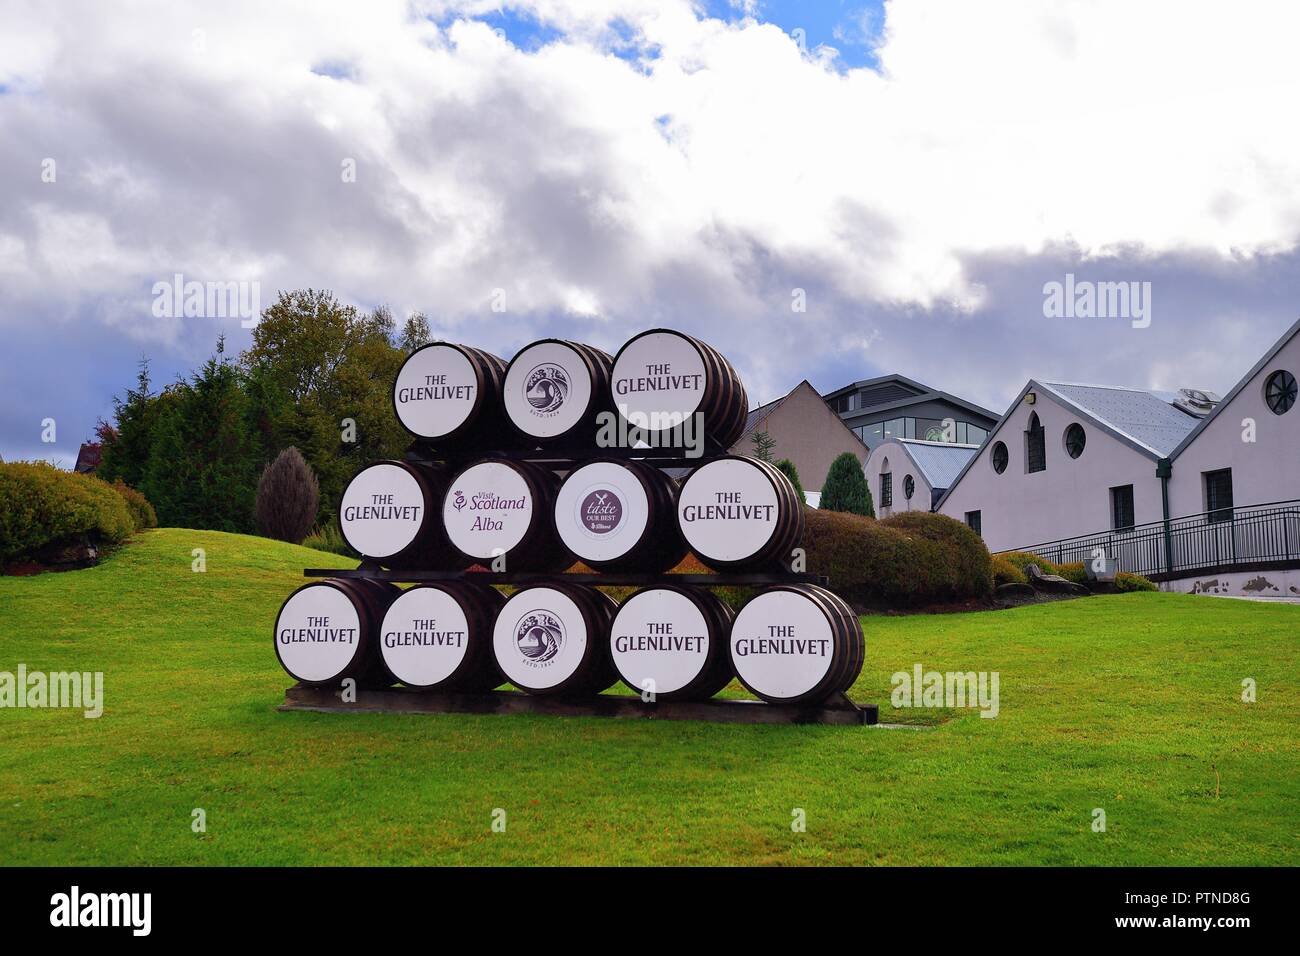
[3, 0, 1300, 451]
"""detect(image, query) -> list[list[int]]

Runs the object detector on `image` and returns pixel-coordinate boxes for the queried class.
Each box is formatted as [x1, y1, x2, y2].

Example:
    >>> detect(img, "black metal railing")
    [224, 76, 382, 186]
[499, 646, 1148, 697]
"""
[1005, 499, 1300, 579]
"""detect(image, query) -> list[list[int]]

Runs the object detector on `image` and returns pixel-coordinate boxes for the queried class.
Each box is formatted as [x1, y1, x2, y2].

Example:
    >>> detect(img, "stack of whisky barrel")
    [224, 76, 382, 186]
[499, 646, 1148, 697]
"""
[273, 329, 865, 709]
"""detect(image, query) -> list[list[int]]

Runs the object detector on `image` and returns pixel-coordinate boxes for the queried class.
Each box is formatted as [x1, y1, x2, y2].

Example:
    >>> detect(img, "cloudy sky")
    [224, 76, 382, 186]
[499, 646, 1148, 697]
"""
[3, 0, 1300, 465]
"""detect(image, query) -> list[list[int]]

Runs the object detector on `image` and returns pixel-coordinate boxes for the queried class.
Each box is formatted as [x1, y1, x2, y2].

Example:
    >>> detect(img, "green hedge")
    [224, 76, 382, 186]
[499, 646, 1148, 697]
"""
[111, 479, 158, 532]
[0, 462, 136, 562]
[803, 508, 993, 607]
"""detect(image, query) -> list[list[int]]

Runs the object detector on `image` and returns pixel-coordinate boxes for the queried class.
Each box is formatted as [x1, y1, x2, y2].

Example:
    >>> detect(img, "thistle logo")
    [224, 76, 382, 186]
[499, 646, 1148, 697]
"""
[515, 610, 563, 666]
[579, 489, 622, 535]
[452, 490, 466, 512]
[524, 363, 569, 418]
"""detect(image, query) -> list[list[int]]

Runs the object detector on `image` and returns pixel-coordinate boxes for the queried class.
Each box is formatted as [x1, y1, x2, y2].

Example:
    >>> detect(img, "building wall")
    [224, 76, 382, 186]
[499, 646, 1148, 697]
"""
[864, 441, 933, 518]
[1161, 568, 1300, 599]
[1166, 332, 1300, 517]
[731, 381, 868, 492]
[937, 391, 1163, 552]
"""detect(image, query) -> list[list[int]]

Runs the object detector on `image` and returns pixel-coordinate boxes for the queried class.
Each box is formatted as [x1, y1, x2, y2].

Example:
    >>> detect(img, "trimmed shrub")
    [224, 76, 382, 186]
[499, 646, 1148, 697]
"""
[881, 511, 993, 598]
[774, 458, 805, 504]
[1116, 571, 1157, 592]
[111, 480, 158, 531]
[0, 462, 135, 562]
[802, 507, 991, 607]
[821, 452, 873, 516]
[256, 447, 320, 544]
[992, 556, 1027, 586]
[996, 550, 1155, 591]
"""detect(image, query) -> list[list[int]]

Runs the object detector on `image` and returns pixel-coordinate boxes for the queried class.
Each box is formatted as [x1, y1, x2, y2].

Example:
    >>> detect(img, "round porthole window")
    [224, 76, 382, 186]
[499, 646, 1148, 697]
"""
[903, 475, 915, 500]
[1065, 423, 1086, 459]
[1265, 369, 1296, 415]
[991, 441, 1008, 474]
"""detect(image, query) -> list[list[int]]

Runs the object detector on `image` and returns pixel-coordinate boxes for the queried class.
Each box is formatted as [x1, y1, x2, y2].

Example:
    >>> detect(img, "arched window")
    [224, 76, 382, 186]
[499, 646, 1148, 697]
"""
[1026, 412, 1046, 473]
[879, 457, 892, 508]
[1064, 423, 1086, 459]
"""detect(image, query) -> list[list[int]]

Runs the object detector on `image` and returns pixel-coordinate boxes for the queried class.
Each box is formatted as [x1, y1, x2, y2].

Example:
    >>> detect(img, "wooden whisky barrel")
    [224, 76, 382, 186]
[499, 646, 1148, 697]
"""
[676, 455, 804, 571]
[273, 578, 398, 687]
[608, 584, 734, 701]
[392, 342, 508, 448]
[502, 339, 615, 446]
[338, 460, 463, 569]
[552, 458, 687, 572]
[378, 580, 505, 692]
[492, 583, 619, 696]
[609, 329, 749, 448]
[441, 458, 572, 571]
[727, 584, 864, 705]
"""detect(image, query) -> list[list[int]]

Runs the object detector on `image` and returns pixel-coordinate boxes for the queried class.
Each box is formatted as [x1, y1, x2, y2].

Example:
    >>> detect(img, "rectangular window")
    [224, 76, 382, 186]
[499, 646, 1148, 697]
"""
[954, 421, 967, 443]
[1110, 484, 1135, 531]
[968, 425, 988, 445]
[1205, 469, 1234, 523]
[880, 472, 893, 508]
[965, 510, 982, 536]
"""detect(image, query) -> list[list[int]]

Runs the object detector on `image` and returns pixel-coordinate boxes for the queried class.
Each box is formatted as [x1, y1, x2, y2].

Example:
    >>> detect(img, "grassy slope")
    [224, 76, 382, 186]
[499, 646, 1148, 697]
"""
[0, 528, 1295, 866]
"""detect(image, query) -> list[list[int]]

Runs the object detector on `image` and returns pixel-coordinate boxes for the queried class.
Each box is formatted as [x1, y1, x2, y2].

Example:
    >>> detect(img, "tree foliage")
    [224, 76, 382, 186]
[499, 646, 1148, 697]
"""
[256, 447, 320, 544]
[820, 452, 873, 517]
[774, 458, 805, 504]
[94, 288, 423, 534]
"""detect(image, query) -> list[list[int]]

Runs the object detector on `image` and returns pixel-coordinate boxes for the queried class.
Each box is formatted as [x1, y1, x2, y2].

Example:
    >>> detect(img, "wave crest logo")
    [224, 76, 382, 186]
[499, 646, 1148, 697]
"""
[515, 610, 563, 665]
[525, 363, 569, 417]
[452, 490, 466, 512]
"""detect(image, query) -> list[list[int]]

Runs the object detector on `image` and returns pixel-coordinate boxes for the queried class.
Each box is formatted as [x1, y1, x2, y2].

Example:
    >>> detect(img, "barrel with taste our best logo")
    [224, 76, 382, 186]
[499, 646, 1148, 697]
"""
[552, 458, 687, 573]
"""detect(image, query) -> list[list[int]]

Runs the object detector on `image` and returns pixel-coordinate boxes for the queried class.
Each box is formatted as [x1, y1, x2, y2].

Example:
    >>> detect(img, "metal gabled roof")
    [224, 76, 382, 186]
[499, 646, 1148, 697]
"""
[1037, 381, 1200, 458]
[893, 438, 980, 490]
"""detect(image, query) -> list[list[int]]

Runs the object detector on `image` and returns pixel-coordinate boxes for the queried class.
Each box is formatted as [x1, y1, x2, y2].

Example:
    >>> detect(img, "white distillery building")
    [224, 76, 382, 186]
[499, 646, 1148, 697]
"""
[936, 317, 1300, 597]
[864, 439, 979, 516]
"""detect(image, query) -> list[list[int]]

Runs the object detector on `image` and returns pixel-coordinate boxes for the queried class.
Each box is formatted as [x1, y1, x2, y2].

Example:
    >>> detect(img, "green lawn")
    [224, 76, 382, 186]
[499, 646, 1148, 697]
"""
[0, 528, 1295, 865]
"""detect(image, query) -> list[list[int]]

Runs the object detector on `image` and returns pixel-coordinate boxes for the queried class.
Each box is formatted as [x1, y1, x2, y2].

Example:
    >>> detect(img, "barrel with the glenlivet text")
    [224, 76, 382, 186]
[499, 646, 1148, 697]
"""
[608, 584, 734, 701]
[502, 339, 615, 446]
[609, 329, 749, 448]
[441, 458, 572, 571]
[676, 455, 804, 571]
[492, 583, 619, 696]
[273, 578, 398, 686]
[392, 342, 509, 448]
[338, 460, 462, 569]
[552, 458, 687, 572]
[378, 580, 505, 692]
[728, 584, 864, 705]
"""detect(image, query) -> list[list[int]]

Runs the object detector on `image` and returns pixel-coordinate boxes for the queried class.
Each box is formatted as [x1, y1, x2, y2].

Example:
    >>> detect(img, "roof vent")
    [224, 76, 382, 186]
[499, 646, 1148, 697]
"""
[1171, 388, 1221, 417]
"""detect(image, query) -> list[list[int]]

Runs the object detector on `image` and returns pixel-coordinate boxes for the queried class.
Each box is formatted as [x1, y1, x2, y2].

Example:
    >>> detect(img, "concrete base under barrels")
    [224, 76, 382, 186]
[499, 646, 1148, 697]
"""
[280, 684, 878, 726]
